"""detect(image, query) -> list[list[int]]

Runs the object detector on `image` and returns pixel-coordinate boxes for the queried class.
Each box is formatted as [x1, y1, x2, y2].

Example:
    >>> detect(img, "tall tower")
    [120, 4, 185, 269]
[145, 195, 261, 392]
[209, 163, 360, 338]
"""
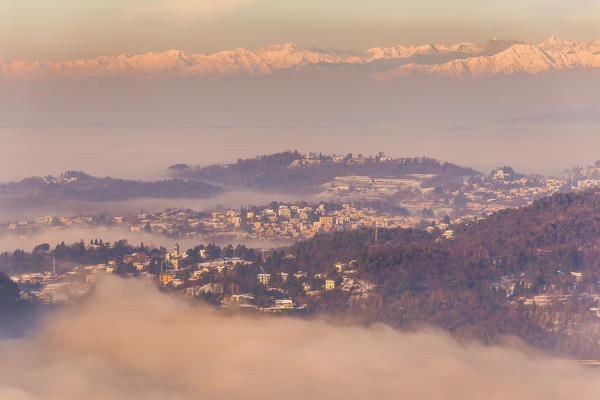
[173, 243, 180, 258]
[52, 257, 56, 278]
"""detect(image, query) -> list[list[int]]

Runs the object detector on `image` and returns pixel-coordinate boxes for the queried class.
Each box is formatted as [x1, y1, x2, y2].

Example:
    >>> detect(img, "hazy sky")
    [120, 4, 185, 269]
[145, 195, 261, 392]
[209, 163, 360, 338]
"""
[1, 73, 598, 181]
[1, 0, 600, 61]
[0, 1, 599, 183]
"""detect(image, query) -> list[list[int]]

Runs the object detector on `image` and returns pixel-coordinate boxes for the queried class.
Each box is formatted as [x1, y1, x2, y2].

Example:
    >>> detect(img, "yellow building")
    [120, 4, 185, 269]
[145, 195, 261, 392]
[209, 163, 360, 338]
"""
[319, 216, 333, 225]
[325, 279, 335, 291]
[257, 273, 271, 286]
[159, 272, 176, 284]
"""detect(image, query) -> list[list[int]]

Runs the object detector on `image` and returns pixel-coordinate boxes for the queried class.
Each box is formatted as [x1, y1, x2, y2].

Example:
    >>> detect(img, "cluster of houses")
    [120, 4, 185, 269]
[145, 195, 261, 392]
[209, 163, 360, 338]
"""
[11, 262, 116, 304]
[320, 167, 569, 218]
[215, 260, 374, 312]
[286, 152, 391, 168]
[10, 242, 377, 315]
[115, 203, 428, 241]
[491, 270, 600, 317]
[5, 163, 600, 245]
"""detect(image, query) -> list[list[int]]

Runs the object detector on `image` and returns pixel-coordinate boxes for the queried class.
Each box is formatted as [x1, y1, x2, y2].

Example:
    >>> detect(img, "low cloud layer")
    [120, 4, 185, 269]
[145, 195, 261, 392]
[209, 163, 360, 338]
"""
[0, 190, 317, 223]
[0, 225, 292, 254]
[0, 226, 175, 253]
[0, 277, 598, 399]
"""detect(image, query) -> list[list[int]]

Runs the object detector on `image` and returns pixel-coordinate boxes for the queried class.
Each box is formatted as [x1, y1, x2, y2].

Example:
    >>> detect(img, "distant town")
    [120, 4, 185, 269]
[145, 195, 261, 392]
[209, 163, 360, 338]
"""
[4, 158, 600, 243]
[9, 230, 600, 324]
[5, 157, 600, 360]
[10, 240, 377, 314]
[5, 153, 600, 319]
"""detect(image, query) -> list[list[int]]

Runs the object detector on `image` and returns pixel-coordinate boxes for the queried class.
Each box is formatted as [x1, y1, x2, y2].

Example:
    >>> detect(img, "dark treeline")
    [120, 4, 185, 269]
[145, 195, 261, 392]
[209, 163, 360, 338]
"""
[265, 188, 600, 358]
[0, 239, 259, 276]
[0, 271, 39, 338]
[288, 189, 600, 289]
[5, 189, 600, 357]
[0, 240, 143, 275]
[170, 151, 479, 192]
[0, 170, 222, 206]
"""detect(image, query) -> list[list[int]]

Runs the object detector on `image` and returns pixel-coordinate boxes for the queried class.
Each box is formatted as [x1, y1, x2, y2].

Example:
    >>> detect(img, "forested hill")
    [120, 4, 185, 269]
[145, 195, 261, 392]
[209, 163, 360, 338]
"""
[0, 171, 222, 206]
[283, 188, 600, 358]
[292, 189, 600, 276]
[168, 151, 480, 193]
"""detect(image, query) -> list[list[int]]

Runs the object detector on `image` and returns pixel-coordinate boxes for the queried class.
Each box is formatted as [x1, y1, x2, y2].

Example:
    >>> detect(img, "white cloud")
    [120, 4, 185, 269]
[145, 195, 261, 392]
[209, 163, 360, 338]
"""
[1, 276, 599, 399]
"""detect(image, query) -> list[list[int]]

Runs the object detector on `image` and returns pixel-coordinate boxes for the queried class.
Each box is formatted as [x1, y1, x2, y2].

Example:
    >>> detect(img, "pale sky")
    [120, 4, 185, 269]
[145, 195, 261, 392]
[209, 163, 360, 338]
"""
[1, 0, 600, 61]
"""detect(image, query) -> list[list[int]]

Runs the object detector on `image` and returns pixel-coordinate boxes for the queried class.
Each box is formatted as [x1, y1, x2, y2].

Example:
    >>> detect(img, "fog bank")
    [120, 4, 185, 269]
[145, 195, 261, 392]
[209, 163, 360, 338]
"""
[0, 226, 291, 253]
[0, 277, 598, 400]
[0, 190, 317, 222]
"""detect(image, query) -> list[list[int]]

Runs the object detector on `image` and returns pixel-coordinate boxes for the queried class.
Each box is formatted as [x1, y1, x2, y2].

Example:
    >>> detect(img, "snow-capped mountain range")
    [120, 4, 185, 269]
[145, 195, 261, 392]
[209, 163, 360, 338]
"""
[2, 36, 599, 80]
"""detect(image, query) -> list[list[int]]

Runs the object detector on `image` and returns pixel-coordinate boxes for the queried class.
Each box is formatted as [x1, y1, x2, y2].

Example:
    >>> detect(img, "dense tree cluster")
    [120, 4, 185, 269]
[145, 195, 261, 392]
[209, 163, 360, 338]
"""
[0, 172, 222, 207]
[170, 151, 479, 193]
[276, 189, 600, 357]
[5, 189, 600, 358]
[0, 272, 18, 305]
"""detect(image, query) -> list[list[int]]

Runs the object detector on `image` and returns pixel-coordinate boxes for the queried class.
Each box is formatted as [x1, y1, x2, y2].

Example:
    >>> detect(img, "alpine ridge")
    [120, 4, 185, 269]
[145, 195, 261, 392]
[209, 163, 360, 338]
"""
[2, 36, 599, 80]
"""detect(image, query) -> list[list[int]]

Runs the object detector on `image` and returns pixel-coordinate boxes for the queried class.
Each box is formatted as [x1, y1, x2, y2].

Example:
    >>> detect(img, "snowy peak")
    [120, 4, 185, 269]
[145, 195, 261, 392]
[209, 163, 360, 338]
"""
[495, 43, 556, 70]
[372, 37, 600, 80]
[364, 42, 451, 61]
[539, 35, 573, 49]
[2, 36, 599, 81]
